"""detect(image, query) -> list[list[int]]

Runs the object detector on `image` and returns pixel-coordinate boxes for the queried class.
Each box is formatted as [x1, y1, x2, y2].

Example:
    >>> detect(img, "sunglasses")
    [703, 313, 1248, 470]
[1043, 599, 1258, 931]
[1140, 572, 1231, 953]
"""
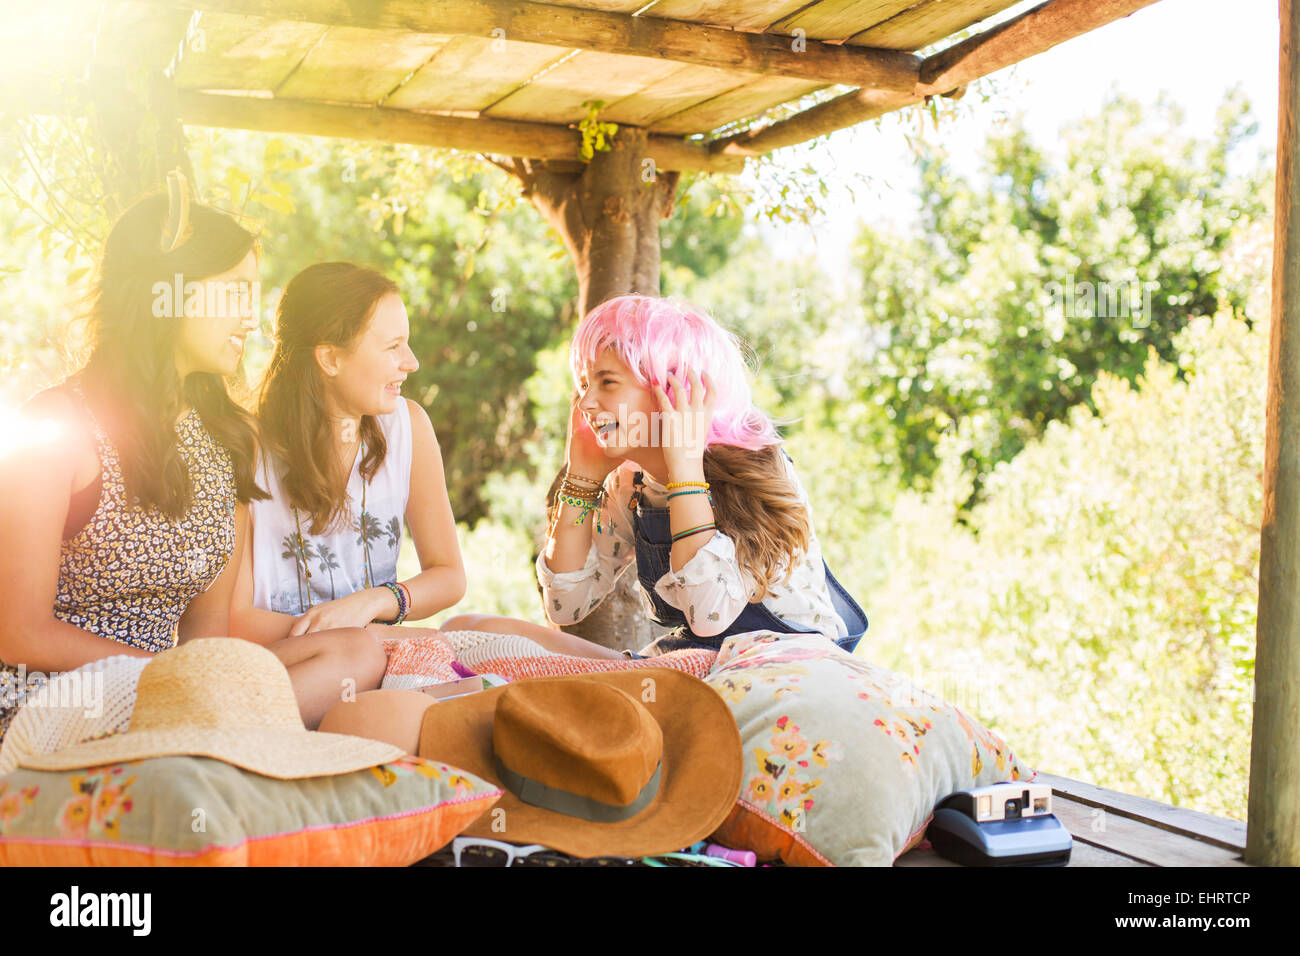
[444, 837, 641, 868]
[428, 838, 746, 868]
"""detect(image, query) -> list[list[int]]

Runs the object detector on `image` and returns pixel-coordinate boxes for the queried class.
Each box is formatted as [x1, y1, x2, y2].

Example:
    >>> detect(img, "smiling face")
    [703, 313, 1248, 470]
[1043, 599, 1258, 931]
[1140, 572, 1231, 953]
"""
[577, 348, 664, 468]
[173, 250, 260, 379]
[317, 292, 419, 419]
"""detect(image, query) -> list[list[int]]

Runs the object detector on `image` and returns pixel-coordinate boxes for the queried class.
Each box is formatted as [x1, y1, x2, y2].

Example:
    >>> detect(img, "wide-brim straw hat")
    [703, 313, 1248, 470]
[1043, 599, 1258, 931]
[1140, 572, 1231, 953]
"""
[19, 638, 404, 778]
[416, 668, 742, 858]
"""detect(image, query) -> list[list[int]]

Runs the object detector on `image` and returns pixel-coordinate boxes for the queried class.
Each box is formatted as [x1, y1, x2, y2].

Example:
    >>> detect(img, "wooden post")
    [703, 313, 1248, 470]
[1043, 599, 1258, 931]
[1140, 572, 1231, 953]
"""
[498, 129, 679, 651]
[1247, 0, 1300, 867]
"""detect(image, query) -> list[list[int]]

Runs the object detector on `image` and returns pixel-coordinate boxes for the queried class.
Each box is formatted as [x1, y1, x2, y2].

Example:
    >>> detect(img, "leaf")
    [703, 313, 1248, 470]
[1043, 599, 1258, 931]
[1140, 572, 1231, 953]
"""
[66, 265, 90, 286]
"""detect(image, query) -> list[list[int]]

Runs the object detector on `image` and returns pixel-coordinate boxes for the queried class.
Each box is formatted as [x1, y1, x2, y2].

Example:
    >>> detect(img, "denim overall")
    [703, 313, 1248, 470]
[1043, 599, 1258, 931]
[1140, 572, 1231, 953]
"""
[629, 470, 868, 655]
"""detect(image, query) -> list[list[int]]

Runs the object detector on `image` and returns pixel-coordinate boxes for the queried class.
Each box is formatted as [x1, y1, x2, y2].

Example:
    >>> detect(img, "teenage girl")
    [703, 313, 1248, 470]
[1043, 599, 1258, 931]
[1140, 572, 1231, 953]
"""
[229, 262, 470, 669]
[0, 182, 377, 738]
[443, 293, 867, 657]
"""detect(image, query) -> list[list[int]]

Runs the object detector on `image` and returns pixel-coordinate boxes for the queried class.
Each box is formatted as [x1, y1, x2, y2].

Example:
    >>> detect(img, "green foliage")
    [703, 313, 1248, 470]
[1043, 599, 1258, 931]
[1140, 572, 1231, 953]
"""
[860, 90, 1271, 493]
[867, 313, 1263, 819]
[577, 100, 618, 162]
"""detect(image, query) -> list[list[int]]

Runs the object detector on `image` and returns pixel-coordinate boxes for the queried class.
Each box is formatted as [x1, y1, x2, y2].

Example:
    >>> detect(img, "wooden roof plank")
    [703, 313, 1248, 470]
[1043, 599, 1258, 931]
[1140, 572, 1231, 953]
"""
[848, 0, 1026, 51]
[650, 75, 826, 135]
[275, 26, 451, 105]
[638, 0, 812, 33]
[175, 14, 330, 93]
[771, 0, 918, 43]
[602, 62, 753, 127]
[132, 0, 921, 91]
[383, 36, 573, 113]
[484, 50, 686, 125]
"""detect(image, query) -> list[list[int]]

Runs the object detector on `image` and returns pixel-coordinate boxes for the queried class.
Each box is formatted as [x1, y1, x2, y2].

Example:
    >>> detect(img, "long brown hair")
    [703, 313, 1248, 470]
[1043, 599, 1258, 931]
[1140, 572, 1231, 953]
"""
[79, 191, 267, 514]
[257, 262, 400, 534]
[704, 443, 812, 601]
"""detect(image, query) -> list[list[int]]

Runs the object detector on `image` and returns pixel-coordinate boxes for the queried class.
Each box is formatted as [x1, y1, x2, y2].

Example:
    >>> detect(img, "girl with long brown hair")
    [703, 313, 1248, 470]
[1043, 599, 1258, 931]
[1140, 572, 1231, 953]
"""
[229, 262, 467, 667]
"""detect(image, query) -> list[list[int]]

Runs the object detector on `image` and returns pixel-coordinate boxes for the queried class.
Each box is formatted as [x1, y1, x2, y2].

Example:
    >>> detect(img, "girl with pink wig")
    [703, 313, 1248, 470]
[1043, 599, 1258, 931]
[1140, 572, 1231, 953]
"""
[443, 294, 866, 657]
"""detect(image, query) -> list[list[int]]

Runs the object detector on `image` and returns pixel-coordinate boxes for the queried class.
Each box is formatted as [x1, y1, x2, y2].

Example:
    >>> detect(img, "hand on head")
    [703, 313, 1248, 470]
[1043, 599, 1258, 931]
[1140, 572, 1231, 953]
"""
[565, 399, 620, 484]
[653, 365, 715, 476]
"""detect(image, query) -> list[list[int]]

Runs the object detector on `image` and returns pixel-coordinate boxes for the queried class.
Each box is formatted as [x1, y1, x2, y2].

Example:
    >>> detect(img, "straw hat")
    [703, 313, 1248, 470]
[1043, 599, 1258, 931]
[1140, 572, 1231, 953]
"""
[416, 668, 742, 858]
[19, 638, 405, 778]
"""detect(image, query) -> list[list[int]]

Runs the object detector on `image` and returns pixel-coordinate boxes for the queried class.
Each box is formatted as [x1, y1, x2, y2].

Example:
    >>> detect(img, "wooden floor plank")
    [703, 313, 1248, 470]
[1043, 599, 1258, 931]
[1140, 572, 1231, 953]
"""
[1051, 796, 1247, 867]
[1038, 772, 1247, 851]
[894, 831, 1149, 867]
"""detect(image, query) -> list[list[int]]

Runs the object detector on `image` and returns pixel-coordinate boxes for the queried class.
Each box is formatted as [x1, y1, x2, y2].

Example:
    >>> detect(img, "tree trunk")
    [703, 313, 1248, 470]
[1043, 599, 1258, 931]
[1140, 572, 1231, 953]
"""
[504, 128, 681, 652]
[507, 128, 680, 317]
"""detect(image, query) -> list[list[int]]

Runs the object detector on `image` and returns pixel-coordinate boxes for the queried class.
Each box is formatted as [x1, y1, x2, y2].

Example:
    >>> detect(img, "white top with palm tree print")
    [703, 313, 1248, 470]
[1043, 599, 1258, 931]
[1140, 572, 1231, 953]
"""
[250, 401, 412, 616]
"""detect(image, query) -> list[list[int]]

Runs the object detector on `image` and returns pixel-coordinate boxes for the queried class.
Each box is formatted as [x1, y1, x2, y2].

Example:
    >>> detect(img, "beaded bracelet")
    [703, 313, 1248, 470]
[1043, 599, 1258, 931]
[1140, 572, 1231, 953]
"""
[564, 471, 604, 489]
[381, 581, 408, 624]
[671, 522, 716, 543]
[666, 480, 709, 490]
[397, 581, 412, 619]
[667, 489, 713, 502]
[559, 483, 601, 502]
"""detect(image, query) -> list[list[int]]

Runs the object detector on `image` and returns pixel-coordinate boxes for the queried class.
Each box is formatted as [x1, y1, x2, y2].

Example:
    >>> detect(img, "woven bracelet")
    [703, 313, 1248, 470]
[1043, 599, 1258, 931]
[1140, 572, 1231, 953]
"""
[671, 523, 716, 543]
[556, 492, 604, 533]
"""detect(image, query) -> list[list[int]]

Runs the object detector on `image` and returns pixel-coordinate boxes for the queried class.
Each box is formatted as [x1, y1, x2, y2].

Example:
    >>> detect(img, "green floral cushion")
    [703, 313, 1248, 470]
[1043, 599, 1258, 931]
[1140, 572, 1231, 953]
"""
[0, 754, 501, 866]
[706, 634, 1034, 866]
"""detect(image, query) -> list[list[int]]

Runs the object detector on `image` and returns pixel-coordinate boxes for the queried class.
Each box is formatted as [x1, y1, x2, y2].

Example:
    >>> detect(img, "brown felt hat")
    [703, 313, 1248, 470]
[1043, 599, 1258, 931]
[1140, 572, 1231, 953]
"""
[416, 668, 742, 858]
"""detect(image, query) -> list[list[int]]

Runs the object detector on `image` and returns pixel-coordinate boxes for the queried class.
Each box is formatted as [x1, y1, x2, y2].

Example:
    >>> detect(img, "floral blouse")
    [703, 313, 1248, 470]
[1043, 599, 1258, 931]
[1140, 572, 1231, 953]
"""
[536, 456, 848, 639]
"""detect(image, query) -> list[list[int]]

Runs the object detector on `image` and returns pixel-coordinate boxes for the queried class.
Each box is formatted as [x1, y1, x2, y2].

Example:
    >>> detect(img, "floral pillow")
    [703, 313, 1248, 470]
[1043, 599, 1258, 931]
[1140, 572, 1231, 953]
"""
[705, 633, 1034, 866]
[0, 754, 501, 866]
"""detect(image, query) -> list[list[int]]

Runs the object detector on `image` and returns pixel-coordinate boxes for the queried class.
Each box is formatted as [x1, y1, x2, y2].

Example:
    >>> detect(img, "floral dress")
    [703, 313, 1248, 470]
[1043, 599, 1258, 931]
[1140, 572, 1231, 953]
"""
[0, 385, 237, 742]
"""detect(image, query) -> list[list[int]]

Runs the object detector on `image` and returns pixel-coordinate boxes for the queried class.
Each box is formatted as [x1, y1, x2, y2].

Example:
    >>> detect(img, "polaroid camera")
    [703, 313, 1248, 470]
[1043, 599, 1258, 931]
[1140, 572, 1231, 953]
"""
[926, 782, 1072, 866]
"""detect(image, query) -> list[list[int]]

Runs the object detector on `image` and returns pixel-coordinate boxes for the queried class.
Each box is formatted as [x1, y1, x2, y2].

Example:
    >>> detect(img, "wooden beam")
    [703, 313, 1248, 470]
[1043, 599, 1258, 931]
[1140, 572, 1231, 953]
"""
[711, 88, 920, 158]
[130, 0, 921, 92]
[1248, 0, 1300, 868]
[917, 0, 1164, 93]
[712, 0, 1163, 158]
[175, 91, 744, 173]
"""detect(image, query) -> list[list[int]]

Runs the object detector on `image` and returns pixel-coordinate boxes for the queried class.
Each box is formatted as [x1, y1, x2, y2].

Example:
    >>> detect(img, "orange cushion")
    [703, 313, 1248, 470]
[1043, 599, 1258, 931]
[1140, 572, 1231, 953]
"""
[0, 755, 500, 866]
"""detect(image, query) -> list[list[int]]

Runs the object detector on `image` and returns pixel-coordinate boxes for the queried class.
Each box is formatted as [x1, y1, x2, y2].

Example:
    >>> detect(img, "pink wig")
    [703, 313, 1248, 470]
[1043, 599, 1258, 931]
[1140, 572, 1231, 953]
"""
[570, 294, 780, 450]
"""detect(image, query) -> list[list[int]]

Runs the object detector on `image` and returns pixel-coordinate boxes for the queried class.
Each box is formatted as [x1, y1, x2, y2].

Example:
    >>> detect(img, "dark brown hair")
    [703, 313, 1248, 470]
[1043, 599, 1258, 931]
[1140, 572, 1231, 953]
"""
[257, 262, 401, 534]
[79, 191, 267, 514]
